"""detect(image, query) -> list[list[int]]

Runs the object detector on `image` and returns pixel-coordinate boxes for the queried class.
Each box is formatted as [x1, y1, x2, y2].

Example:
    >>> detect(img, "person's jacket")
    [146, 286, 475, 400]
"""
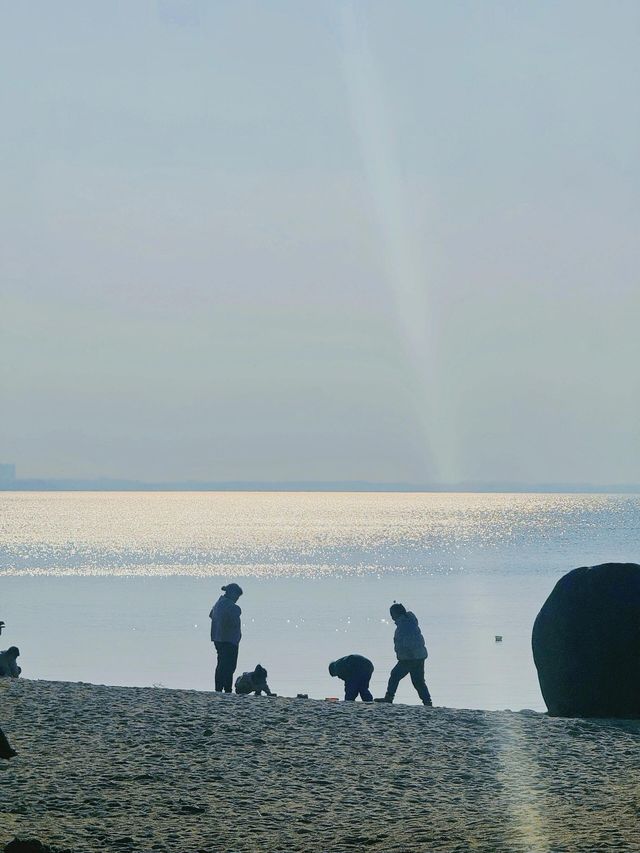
[210, 596, 242, 645]
[0, 650, 21, 678]
[393, 612, 428, 661]
[332, 654, 374, 681]
[235, 670, 272, 695]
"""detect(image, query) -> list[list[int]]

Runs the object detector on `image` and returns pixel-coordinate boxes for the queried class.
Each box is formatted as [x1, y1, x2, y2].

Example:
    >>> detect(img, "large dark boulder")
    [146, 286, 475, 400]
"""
[532, 562, 640, 718]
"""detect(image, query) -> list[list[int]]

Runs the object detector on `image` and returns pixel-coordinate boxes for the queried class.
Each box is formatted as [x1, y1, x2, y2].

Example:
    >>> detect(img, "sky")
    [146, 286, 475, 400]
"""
[1, 0, 639, 485]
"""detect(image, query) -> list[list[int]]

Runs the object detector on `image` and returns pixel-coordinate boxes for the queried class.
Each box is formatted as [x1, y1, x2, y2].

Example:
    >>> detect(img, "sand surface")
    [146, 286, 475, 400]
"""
[1, 679, 640, 852]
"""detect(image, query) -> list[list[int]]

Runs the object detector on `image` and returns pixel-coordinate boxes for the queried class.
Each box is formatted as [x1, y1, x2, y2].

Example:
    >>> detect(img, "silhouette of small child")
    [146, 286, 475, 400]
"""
[234, 664, 276, 696]
[0, 647, 21, 678]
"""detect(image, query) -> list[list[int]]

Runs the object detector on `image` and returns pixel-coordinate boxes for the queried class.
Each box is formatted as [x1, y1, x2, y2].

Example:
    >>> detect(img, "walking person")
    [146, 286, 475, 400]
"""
[329, 654, 374, 702]
[209, 583, 243, 693]
[375, 603, 432, 706]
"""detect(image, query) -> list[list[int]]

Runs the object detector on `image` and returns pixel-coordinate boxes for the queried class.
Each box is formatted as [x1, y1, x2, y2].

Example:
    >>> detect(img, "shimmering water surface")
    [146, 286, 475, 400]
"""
[1, 492, 638, 709]
[1, 491, 638, 576]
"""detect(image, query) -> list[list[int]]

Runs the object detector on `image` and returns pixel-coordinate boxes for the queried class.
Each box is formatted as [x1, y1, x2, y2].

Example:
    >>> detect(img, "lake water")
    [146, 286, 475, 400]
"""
[1, 491, 638, 709]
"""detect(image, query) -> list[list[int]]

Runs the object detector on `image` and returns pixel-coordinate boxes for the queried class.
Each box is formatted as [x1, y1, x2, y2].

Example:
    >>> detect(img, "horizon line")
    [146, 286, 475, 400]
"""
[2, 477, 640, 494]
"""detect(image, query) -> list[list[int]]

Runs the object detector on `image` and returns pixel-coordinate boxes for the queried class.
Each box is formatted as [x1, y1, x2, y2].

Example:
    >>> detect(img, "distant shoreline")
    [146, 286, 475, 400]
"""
[2, 480, 640, 494]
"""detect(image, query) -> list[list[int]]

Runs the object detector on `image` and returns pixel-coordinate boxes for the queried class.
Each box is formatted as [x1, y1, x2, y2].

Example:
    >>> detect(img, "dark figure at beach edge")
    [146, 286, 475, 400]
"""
[329, 654, 374, 701]
[375, 603, 432, 706]
[0, 726, 16, 760]
[0, 622, 17, 759]
[0, 646, 21, 678]
[210, 583, 243, 693]
[235, 664, 276, 696]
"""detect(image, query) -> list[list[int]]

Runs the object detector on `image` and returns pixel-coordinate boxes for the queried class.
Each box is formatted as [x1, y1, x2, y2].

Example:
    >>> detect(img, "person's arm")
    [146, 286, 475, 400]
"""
[233, 604, 242, 643]
[209, 608, 216, 642]
[254, 676, 275, 696]
[394, 625, 411, 659]
[9, 661, 20, 678]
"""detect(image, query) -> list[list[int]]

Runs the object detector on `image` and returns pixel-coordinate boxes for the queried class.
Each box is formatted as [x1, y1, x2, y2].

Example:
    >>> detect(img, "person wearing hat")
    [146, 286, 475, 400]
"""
[375, 602, 432, 706]
[209, 583, 243, 693]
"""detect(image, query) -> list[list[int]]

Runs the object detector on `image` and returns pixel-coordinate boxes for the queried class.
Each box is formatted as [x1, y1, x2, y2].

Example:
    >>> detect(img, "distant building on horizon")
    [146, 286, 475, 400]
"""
[0, 463, 16, 484]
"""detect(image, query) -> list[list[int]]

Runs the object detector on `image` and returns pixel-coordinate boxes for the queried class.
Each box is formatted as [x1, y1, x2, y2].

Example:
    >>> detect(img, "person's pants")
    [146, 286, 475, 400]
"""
[386, 658, 432, 704]
[214, 641, 239, 693]
[344, 673, 374, 702]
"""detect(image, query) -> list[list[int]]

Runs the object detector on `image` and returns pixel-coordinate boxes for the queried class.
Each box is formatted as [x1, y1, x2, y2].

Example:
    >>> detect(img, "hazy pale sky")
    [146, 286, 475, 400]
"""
[1, 0, 639, 484]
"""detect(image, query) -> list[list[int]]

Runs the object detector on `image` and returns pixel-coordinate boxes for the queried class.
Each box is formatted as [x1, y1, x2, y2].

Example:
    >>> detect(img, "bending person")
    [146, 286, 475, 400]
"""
[329, 654, 374, 702]
[375, 603, 432, 706]
[209, 583, 243, 693]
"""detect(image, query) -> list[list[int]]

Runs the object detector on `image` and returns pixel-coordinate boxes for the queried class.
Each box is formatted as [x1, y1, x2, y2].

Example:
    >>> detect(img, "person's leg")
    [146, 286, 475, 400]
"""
[359, 673, 373, 702]
[385, 660, 410, 700]
[222, 643, 239, 693]
[214, 641, 224, 692]
[216, 642, 234, 692]
[344, 678, 359, 701]
[408, 659, 432, 705]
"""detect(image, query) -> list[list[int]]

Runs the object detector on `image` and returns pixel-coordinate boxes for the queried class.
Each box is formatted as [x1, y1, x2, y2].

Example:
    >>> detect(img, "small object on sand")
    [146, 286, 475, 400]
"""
[325, 697, 339, 702]
[296, 694, 308, 699]
[179, 803, 207, 815]
[495, 635, 503, 642]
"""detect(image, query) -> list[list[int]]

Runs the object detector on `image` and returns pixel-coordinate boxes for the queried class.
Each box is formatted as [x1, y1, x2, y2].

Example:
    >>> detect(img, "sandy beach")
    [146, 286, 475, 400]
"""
[1, 679, 639, 852]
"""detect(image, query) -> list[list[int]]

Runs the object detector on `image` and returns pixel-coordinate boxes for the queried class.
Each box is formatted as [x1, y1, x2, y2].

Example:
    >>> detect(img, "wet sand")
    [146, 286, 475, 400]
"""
[1, 679, 639, 852]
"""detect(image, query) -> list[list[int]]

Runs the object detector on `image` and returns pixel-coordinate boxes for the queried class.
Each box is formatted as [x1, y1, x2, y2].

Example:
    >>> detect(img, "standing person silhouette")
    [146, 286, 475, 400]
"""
[210, 583, 243, 693]
[375, 603, 433, 706]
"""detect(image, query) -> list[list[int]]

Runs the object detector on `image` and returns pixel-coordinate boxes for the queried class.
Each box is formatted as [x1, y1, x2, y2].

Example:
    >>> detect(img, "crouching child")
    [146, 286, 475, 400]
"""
[0, 647, 21, 678]
[235, 664, 276, 696]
